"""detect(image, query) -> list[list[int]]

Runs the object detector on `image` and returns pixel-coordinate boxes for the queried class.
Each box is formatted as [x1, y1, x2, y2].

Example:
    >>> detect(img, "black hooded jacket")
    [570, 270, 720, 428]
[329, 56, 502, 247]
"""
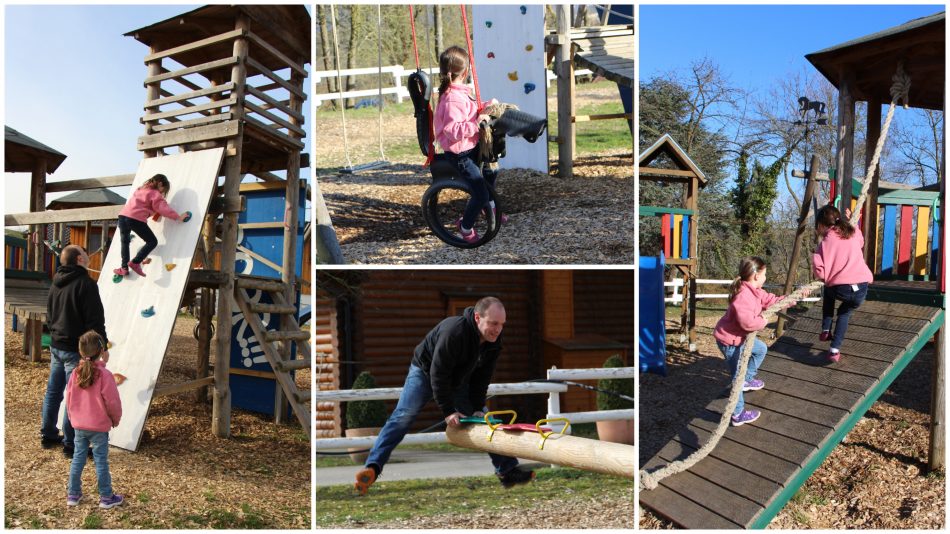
[410, 306, 502, 417]
[47, 265, 108, 352]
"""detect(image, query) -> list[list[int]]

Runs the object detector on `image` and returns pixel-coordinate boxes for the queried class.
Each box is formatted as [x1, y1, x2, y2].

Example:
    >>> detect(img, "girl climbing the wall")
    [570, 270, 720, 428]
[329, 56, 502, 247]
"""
[113, 174, 190, 278]
[813, 204, 873, 362]
[434, 45, 503, 243]
[714, 256, 791, 426]
[65, 330, 123, 509]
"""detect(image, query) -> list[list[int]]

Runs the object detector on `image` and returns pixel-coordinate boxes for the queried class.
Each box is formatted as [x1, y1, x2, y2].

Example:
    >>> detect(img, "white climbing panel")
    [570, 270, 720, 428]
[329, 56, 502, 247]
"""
[473, 4, 548, 172]
[98, 149, 224, 451]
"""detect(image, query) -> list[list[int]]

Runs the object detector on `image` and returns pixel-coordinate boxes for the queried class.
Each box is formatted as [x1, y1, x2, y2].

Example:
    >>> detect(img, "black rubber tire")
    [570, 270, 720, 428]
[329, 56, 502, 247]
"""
[421, 178, 501, 248]
[193, 322, 215, 341]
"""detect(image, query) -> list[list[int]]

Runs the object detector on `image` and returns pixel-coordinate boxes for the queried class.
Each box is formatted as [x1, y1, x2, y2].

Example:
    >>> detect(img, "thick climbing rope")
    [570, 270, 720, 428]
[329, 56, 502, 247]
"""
[459, 5, 482, 109]
[328, 5, 354, 171]
[640, 63, 911, 492]
[376, 5, 387, 162]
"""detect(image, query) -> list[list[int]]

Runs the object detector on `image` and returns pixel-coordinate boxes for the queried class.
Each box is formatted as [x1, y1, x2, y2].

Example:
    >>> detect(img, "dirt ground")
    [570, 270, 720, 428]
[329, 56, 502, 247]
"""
[4, 314, 310, 529]
[639, 312, 945, 529]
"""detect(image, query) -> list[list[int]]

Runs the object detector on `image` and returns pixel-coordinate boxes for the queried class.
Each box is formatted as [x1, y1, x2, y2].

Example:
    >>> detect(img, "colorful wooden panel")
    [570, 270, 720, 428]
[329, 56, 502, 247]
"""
[914, 206, 931, 275]
[681, 215, 690, 259]
[672, 214, 682, 259]
[897, 205, 914, 275]
[880, 205, 896, 275]
[660, 214, 671, 258]
[931, 208, 940, 280]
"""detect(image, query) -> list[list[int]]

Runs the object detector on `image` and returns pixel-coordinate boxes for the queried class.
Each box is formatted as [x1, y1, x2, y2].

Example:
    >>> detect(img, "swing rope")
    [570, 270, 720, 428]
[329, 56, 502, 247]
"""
[458, 5, 482, 109]
[328, 5, 354, 171]
[376, 5, 387, 162]
[639, 63, 911, 492]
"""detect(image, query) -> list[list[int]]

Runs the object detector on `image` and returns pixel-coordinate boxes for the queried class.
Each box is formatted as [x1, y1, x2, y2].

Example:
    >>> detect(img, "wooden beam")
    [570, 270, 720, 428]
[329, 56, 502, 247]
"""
[245, 57, 306, 100]
[244, 101, 306, 137]
[153, 376, 216, 398]
[146, 82, 235, 108]
[246, 30, 307, 77]
[137, 121, 239, 152]
[144, 56, 240, 86]
[144, 29, 246, 63]
[143, 96, 237, 123]
[639, 167, 698, 180]
[6, 205, 121, 226]
[45, 174, 135, 193]
[573, 113, 633, 122]
[149, 112, 234, 133]
[246, 85, 305, 122]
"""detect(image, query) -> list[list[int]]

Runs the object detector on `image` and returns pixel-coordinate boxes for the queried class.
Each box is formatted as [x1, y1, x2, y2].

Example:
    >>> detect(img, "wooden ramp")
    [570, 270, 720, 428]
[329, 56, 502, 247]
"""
[640, 297, 944, 528]
[98, 149, 224, 451]
[571, 25, 634, 88]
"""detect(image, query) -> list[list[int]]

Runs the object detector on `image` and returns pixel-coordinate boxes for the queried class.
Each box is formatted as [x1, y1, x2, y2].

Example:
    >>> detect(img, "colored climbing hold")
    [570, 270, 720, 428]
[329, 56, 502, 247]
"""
[524, 83, 536, 94]
[485, 21, 492, 28]
[114, 373, 127, 386]
[112, 274, 123, 284]
[525, 44, 533, 52]
[182, 210, 193, 222]
[508, 71, 519, 81]
[107, 341, 113, 349]
[141, 258, 152, 265]
[487, 52, 495, 59]
[165, 263, 177, 271]
[141, 306, 155, 318]
[520, 5, 526, 14]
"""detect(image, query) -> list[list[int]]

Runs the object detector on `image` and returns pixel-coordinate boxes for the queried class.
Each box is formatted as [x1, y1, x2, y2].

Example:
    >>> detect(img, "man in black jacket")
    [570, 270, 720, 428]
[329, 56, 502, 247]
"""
[354, 296, 534, 496]
[41, 245, 109, 458]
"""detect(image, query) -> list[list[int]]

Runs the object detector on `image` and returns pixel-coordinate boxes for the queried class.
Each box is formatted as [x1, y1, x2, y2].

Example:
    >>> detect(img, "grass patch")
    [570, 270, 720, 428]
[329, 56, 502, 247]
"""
[315, 466, 630, 527]
[82, 513, 104, 529]
[171, 503, 270, 529]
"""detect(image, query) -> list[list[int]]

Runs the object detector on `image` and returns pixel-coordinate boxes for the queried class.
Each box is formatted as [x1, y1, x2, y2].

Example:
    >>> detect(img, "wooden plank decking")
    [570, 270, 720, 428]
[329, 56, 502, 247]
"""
[640, 299, 944, 528]
[571, 25, 633, 88]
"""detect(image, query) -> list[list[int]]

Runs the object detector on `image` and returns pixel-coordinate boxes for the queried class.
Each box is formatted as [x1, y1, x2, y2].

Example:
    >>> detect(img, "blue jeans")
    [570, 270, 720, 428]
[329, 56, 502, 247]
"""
[68, 429, 112, 497]
[717, 339, 767, 416]
[117, 215, 158, 268]
[822, 282, 869, 350]
[41, 347, 79, 446]
[365, 364, 518, 475]
[447, 149, 492, 230]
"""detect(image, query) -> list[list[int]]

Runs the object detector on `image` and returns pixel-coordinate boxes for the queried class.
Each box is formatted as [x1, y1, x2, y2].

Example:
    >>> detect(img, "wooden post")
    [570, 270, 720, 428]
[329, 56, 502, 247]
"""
[213, 14, 250, 439]
[143, 46, 163, 159]
[835, 75, 855, 212]
[685, 177, 699, 349]
[864, 99, 881, 269]
[555, 5, 574, 178]
[30, 159, 47, 272]
[777, 155, 819, 337]
[196, 287, 213, 403]
[930, 326, 945, 471]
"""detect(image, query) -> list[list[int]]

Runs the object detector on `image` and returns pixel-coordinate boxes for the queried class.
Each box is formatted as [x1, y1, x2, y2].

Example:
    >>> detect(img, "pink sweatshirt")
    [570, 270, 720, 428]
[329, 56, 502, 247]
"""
[813, 227, 874, 286]
[713, 282, 783, 346]
[434, 83, 490, 154]
[119, 187, 179, 223]
[65, 360, 122, 433]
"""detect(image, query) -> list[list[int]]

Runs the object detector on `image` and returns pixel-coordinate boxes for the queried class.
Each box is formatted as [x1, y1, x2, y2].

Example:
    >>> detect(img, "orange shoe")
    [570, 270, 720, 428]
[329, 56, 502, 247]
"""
[354, 466, 377, 496]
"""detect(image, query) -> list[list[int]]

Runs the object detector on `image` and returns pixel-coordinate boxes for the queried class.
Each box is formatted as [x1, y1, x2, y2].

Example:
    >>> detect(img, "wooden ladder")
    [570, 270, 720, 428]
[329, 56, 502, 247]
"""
[233, 275, 311, 432]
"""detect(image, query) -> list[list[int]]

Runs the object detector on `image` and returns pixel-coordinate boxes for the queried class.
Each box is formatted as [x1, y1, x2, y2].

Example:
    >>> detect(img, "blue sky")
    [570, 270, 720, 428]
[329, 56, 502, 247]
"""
[4, 5, 312, 215]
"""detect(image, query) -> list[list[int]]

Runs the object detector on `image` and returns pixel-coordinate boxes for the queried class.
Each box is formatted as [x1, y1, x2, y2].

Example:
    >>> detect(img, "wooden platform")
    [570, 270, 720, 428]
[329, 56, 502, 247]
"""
[640, 298, 944, 528]
[570, 25, 634, 88]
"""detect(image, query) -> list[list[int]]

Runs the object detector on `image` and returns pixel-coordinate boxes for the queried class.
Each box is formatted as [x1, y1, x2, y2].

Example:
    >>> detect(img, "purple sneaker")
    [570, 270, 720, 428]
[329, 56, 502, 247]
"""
[113, 267, 129, 277]
[743, 378, 765, 392]
[99, 493, 124, 509]
[67, 493, 82, 507]
[819, 330, 831, 342]
[455, 218, 480, 244]
[493, 208, 509, 225]
[128, 262, 146, 277]
[826, 350, 841, 363]
[731, 409, 760, 427]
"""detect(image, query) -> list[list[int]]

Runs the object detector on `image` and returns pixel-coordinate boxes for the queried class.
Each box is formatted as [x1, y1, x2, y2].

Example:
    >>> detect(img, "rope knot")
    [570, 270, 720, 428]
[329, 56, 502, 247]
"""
[890, 62, 911, 109]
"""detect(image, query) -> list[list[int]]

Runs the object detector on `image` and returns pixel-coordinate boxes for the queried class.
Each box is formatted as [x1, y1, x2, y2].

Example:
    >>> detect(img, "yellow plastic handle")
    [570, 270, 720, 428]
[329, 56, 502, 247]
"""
[535, 417, 570, 450]
[484, 410, 517, 442]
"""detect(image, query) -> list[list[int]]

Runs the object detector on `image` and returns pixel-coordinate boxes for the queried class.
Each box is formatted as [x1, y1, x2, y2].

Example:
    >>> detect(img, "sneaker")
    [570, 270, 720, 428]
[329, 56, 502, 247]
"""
[743, 378, 765, 392]
[819, 330, 831, 342]
[128, 262, 146, 277]
[354, 466, 377, 496]
[112, 267, 129, 277]
[66, 493, 82, 507]
[41, 435, 63, 449]
[99, 493, 124, 509]
[493, 208, 509, 225]
[826, 350, 841, 363]
[497, 467, 536, 488]
[455, 219, 480, 244]
[731, 409, 760, 427]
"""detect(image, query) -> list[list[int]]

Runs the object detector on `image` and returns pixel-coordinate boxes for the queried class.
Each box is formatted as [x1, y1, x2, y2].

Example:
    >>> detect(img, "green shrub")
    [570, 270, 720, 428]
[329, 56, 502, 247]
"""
[346, 371, 389, 429]
[596, 354, 635, 411]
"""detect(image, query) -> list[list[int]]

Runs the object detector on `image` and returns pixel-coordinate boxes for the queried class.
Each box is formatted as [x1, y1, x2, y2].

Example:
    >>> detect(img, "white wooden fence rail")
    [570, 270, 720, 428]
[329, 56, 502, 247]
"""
[664, 279, 821, 304]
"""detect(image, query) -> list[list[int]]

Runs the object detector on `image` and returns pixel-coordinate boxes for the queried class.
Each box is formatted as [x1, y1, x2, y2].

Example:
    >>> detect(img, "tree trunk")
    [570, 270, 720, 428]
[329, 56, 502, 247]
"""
[345, 5, 361, 108]
[434, 5, 443, 68]
[316, 5, 336, 95]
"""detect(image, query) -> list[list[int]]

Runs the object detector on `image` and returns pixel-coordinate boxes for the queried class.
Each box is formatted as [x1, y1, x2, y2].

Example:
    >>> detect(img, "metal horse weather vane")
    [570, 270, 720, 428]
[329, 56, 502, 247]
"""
[795, 96, 827, 126]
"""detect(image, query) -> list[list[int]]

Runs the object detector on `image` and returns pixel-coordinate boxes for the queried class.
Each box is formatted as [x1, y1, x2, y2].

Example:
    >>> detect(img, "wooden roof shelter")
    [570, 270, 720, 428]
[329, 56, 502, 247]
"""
[5, 126, 67, 174]
[46, 188, 125, 210]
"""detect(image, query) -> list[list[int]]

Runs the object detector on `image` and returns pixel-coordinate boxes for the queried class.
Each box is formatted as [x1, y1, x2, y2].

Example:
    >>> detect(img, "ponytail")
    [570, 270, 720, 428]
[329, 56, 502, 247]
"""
[438, 46, 469, 103]
[815, 204, 855, 239]
[729, 256, 767, 302]
[140, 173, 170, 197]
[76, 330, 105, 389]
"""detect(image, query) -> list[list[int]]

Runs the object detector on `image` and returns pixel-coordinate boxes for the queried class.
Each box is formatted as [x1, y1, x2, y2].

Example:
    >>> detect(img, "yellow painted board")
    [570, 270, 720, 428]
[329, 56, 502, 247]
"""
[914, 206, 931, 275]
[672, 214, 682, 259]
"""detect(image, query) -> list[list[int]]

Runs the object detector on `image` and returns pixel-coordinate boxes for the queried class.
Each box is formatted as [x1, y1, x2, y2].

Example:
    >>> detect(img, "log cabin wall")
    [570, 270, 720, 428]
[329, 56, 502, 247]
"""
[573, 270, 636, 353]
[315, 293, 341, 438]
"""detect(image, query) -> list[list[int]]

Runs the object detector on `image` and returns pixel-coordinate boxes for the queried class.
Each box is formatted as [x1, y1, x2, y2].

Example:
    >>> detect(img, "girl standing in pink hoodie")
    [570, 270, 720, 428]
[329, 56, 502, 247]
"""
[713, 257, 788, 426]
[813, 204, 874, 363]
[113, 174, 189, 278]
[65, 330, 123, 509]
[433, 46, 500, 243]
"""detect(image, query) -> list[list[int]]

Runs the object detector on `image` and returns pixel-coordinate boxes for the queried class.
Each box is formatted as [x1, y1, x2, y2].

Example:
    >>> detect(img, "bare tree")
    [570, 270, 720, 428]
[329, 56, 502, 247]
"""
[889, 109, 944, 186]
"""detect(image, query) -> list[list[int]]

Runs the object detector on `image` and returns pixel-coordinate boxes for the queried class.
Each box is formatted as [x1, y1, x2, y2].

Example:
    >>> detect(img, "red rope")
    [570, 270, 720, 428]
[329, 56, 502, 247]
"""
[408, 6, 420, 70]
[459, 5, 482, 110]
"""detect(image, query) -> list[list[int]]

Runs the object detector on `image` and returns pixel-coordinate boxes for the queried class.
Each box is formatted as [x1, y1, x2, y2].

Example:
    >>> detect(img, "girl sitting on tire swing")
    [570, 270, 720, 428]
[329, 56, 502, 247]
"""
[433, 45, 505, 244]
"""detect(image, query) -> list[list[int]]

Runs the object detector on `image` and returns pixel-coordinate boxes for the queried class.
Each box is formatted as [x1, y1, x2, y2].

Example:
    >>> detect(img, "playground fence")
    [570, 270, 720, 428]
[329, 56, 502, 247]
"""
[314, 366, 635, 450]
[664, 279, 822, 304]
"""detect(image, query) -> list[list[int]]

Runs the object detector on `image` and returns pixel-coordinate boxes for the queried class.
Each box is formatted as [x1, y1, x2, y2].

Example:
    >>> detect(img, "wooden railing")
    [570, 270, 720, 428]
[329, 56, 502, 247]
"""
[639, 206, 694, 263]
[872, 189, 940, 279]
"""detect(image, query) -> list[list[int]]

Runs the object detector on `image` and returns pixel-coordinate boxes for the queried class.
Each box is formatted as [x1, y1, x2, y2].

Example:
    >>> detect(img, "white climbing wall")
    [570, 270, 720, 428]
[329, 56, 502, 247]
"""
[98, 149, 224, 451]
[473, 4, 548, 172]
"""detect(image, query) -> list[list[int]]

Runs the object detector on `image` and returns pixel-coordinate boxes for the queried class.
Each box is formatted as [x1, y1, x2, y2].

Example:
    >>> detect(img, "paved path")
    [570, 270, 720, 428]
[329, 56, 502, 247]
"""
[316, 449, 548, 487]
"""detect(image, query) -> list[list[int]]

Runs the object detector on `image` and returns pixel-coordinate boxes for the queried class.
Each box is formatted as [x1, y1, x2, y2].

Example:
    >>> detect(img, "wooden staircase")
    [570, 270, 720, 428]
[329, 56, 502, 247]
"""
[233, 274, 311, 431]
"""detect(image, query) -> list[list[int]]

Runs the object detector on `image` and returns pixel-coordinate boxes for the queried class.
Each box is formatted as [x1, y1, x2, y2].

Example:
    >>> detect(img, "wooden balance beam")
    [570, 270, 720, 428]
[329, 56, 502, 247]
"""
[445, 424, 635, 479]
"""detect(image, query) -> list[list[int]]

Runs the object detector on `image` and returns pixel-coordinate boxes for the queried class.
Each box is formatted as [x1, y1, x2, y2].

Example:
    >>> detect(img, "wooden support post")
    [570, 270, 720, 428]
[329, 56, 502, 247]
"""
[835, 76, 855, 211]
[777, 155, 819, 337]
[445, 424, 635, 478]
[555, 5, 574, 178]
[29, 318, 42, 362]
[30, 159, 47, 272]
[196, 287, 213, 403]
[864, 99, 881, 269]
[144, 45, 164, 159]
[212, 14, 250, 439]
[930, 326, 945, 471]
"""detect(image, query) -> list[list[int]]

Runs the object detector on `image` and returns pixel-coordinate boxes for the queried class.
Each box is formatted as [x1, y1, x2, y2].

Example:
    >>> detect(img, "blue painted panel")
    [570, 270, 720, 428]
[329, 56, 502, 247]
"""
[931, 208, 940, 278]
[681, 215, 690, 259]
[880, 204, 896, 275]
[639, 255, 667, 375]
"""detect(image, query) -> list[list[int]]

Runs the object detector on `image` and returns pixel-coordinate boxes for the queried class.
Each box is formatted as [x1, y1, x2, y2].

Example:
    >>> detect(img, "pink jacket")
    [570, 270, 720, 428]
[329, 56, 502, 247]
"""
[813, 227, 874, 286]
[713, 282, 783, 346]
[65, 360, 122, 433]
[434, 83, 490, 154]
[119, 187, 179, 223]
